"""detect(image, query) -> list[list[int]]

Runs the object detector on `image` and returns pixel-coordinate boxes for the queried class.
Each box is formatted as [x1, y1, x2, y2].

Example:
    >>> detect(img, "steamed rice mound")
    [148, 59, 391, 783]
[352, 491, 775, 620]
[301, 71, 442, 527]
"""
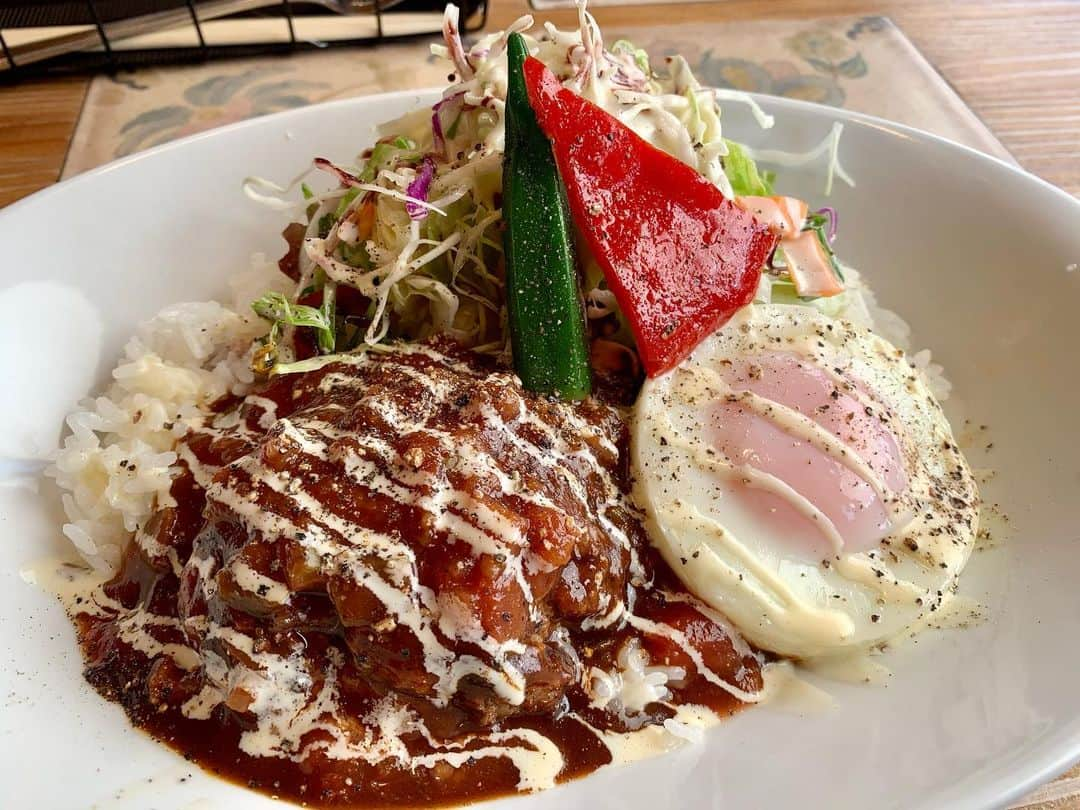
[46, 257, 289, 571]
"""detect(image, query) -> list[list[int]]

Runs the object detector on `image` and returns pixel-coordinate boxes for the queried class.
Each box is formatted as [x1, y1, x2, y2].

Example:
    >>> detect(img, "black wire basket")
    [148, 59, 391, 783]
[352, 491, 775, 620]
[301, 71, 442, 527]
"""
[0, 0, 488, 80]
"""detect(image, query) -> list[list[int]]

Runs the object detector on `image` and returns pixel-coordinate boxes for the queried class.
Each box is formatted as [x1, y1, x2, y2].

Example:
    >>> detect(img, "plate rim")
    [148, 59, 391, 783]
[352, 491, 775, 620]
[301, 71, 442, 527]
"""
[1, 88, 1077, 226]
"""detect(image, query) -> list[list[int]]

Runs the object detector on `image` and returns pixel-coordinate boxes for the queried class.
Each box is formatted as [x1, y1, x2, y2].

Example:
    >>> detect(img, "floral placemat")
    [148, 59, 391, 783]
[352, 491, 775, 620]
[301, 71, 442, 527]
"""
[61, 13, 1011, 178]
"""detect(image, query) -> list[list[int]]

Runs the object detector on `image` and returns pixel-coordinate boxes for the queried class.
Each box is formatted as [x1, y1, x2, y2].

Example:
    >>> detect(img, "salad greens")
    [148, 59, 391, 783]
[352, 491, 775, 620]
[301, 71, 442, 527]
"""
[251, 291, 335, 368]
[723, 139, 775, 197]
[244, 3, 854, 376]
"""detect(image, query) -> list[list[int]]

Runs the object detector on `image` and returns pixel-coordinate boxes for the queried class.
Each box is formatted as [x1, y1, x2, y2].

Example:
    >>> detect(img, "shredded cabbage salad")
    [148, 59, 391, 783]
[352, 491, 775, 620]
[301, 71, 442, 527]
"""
[244, 1, 855, 374]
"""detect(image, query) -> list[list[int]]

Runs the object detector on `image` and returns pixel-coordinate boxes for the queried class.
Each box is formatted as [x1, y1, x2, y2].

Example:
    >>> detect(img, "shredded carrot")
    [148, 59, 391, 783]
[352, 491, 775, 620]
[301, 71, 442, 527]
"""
[782, 230, 844, 297]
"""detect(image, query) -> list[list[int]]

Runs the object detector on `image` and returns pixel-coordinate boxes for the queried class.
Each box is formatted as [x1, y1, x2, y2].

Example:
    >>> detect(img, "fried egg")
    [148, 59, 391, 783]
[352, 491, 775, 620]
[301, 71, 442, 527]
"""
[631, 304, 979, 659]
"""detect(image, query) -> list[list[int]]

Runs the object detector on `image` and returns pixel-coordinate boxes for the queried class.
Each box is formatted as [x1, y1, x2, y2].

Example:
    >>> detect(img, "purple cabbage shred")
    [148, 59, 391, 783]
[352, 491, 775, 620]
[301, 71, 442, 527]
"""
[431, 92, 465, 157]
[814, 206, 838, 242]
[406, 157, 437, 220]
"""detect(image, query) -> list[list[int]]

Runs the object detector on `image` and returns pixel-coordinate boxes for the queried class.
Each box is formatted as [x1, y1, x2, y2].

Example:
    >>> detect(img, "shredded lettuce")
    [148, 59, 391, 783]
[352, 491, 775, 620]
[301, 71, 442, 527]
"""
[333, 188, 362, 220]
[252, 291, 336, 357]
[611, 39, 650, 75]
[340, 241, 372, 269]
[723, 139, 774, 197]
[244, 3, 855, 370]
[317, 212, 336, 239]
[318, 283, 336, 353]
[271, 351, 358, 376]
[252, 291, 332, 333]
[360, 136, 420, 183]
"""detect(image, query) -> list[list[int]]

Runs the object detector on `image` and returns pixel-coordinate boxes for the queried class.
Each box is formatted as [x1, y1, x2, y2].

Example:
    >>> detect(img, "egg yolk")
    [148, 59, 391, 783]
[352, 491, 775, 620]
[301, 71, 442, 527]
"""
[707, 352, 910, 557]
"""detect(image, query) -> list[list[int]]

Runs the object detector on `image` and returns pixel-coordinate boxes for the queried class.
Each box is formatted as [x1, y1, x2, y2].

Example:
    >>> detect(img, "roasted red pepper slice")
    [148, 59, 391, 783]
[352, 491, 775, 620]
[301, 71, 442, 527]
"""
[523, 57, 779, 377]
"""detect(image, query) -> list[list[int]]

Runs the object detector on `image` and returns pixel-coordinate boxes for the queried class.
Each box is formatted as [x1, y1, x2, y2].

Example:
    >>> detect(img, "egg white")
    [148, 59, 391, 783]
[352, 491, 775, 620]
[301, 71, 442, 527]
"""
[631, 304, 979, 660]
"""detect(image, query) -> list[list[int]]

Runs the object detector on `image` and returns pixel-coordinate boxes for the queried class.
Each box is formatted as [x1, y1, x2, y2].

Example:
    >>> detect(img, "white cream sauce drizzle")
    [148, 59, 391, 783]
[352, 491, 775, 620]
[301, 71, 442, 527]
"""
[188, 621, 564, 789]
[568, 705, 717, 766]
[757, 661, 837, 712]
[52, 344, 778, 796]
[176, 443, 218, 489]
[188, 350, 634, 711]
[832, 554, 926, 604]
[227, 559, 292, 605]
[685, 363, 897, 511]
[569, 660, 814, 767]
[659, 363, 915, 557]
[649, 402, 851, 555]
[243, 395, 279, 430]
[115, 609, 201, 670]
[802, 652, 892, 686]
[659, 498, 856, 642]
[25, 556, 210, 674]
[579, 598, 626, 631]
[20, 557, 108, 613]
[624, 613, 762, 703]
[133, 524, 184, 578]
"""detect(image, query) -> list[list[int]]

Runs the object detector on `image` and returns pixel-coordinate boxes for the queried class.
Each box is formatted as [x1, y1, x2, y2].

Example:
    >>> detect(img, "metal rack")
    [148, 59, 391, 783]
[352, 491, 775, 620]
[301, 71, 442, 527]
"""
[0, 0, 487, 80]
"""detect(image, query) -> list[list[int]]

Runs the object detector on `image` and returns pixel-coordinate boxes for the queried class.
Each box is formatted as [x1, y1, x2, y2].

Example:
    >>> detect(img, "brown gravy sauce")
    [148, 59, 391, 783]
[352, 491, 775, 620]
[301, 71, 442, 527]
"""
[72, 341, 762, 808]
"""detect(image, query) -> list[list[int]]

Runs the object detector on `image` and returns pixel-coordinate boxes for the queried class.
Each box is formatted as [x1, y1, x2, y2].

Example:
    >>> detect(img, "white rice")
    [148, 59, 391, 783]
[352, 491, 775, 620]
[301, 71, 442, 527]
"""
[47, 253, 948, 574]
[45, 255, 289, 572]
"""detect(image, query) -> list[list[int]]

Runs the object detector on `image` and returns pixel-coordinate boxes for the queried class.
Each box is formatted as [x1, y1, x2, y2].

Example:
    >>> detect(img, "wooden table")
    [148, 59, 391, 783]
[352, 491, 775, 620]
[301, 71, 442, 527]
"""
[0, 0, 1077, 208]
[1, 1, 1078, 807]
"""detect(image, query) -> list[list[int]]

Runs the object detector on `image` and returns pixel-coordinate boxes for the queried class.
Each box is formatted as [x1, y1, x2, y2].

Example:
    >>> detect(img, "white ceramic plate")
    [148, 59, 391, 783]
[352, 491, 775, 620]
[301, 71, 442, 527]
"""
[1, 89, 1079, 810]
